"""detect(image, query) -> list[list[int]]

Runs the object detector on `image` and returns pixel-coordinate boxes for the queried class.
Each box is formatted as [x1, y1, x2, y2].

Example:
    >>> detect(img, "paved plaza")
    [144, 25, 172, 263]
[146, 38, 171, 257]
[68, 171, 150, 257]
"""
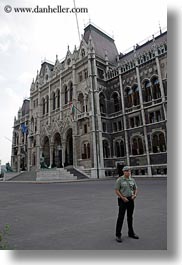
[0, 178, 167, 250]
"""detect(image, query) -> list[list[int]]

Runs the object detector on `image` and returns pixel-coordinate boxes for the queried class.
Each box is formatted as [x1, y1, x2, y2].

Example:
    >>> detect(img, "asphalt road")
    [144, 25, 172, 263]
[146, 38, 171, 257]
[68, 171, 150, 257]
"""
[0, 178, 167, 250]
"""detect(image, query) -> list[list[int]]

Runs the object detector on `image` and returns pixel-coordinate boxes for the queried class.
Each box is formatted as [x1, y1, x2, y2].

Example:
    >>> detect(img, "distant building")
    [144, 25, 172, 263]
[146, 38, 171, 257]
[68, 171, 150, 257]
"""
[11, 99, 30, 172]
[11, 23, 167, 177]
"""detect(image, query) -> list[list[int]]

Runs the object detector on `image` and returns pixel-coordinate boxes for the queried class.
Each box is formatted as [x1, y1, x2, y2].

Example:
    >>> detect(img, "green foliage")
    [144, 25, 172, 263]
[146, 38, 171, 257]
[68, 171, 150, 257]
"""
[0, 224, 11, 250]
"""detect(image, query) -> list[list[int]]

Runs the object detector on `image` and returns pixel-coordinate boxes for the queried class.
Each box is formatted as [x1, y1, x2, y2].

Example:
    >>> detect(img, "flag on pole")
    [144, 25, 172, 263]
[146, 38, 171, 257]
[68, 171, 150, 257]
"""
[21, 123, 28, 134]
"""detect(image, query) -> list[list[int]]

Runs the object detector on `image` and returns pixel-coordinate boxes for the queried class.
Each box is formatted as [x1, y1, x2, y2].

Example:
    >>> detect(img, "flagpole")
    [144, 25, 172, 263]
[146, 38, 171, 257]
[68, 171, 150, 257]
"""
[4, 136, 12, 143]
[70, 102, 82, 113]
[73, 0, 81, 43]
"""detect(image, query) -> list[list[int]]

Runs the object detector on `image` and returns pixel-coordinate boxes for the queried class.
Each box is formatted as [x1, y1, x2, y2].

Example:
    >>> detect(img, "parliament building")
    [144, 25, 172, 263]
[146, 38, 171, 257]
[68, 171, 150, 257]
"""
[11, 23, 167, 178]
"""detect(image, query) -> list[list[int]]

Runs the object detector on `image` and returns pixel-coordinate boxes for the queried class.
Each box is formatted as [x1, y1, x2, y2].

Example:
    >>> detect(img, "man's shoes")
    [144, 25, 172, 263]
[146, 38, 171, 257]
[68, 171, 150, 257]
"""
[116, 236, 122, 243]
[128, 233, 139, 239]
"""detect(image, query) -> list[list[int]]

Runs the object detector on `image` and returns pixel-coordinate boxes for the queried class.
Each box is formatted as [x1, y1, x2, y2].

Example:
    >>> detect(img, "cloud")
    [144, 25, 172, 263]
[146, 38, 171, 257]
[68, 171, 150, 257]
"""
[0, 87, 22, 110]
[0, 39, 10, 54]
[0, 73, 6, 82]
[17, 71, 33, 85]
[0, 25, 11, 37]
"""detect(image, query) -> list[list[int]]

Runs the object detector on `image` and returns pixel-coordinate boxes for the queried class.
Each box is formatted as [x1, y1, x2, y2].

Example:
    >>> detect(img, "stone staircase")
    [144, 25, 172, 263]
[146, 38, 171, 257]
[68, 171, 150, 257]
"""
[36, 168, 77, 181]
[65, 166, 89, 179]
[7, 167, 89, 182]
[9, 171, 37, 181]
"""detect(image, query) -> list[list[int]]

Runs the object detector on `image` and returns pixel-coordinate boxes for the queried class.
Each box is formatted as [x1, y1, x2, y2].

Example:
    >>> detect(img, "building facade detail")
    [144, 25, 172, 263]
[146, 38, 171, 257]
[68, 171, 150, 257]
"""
[11, 24, 167, 177]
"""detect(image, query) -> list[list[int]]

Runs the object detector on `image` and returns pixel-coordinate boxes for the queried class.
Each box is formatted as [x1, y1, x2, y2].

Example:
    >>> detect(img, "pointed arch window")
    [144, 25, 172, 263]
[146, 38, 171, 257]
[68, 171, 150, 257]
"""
[115, 142, 120, 157]
[132, 136, 144, 155]
[103, 140, 110, 158]
[52, 92, 56, 110]
[70, 83, 73, 102]
[81, 48, 85, 57]
[42, 98, 45, 115]
[65, 86, 68, 104]
[126, 88, 133, 108]
[82, 142, 90, 159]
[144, 81, 152, 102]
[152, 132, 166, 153]
[78, 93, 84, 112]
[46, 95, 49, 114]
[152, 78, 161, 99]
[112, 92, 120, 112]
[120, 140, 125, 157]
[87, 143, 90, 158]
[57, 89, 60, 108]
[133, 85, 140, 106]
[99, 93, 106, 113]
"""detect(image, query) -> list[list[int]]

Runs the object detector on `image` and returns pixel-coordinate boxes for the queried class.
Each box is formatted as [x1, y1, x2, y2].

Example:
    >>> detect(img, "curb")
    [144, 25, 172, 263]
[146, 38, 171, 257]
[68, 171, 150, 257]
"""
[0, 176, 167, 184]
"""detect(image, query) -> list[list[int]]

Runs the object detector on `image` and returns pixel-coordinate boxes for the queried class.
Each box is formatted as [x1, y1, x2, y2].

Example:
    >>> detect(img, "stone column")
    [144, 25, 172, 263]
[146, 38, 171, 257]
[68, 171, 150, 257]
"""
[62, 140, 65, 167]
[27, 135, 31, 171]
[59, 71, 63, 120]
[134, 53, 152, 176]
[92, 55, 104, 172]
[49, 143, 53, 168]
[17, 129, 21, 172]
[28, 95, 33, 171]
[151, 35, 167, 120]
[72, 58, 77, 167]
[88, 51, 98, 177]
[155, 58, 167, 120]
[118, 68, 130, 165]
[88, 40, 104, 178]
[48, 81, 51, 125]
[36, 87, 41, 171]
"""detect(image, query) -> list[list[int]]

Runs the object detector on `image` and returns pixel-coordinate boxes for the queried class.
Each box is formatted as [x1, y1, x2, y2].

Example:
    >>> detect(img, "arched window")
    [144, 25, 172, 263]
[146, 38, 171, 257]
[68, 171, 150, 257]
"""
[138, 138, 144, 154]
[78, 93, 84, 112]
[83, 144, 86, 154]
[99, 93, 106, 113]
[132, 85, 140, 106]
[152, 134, 158, 153]
[103, 140, 110, 158]
[144, 80, 152, 102]
[163, 79, 167, 97]
[46, 95, 49, 114]
[112, 92, 120, 112]
[42, 98, 45, 115]
[132, 136, 144, 155]
[152, 77, 161, 99]
[64, 86, 68, 104]
[82, 142, 90, 159]
[57, 90, 60, 108]
[34, 119, 37, 132]
[115, 141, 120, 157]
[87, 143, 90, 158]
[70, 82, 73, 102]
[125, 88, 133, 108]
[52, 92, 56, 110]
[120, 140, 125, 157]
[81, 48, 85, 57]
[152, 132, 166, 153]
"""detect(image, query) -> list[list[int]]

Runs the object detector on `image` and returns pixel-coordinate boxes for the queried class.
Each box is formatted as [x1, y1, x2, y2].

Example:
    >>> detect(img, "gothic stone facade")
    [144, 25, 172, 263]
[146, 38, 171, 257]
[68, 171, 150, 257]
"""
[11, 24, 167, 177]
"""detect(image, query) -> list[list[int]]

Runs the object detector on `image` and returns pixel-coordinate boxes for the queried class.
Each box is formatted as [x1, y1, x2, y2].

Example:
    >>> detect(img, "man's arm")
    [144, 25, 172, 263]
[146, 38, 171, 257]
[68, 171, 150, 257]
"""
[131, 188, 138, 200]
[115, 189, 129, 202]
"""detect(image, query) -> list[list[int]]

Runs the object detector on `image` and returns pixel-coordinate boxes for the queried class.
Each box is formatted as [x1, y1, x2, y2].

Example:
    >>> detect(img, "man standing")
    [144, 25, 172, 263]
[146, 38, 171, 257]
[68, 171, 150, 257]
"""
[115, 166, 139, 243]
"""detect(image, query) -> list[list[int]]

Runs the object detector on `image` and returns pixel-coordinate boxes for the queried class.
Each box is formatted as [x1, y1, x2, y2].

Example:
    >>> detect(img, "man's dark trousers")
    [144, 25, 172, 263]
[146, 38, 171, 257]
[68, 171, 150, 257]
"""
[116, 197, 135, 237]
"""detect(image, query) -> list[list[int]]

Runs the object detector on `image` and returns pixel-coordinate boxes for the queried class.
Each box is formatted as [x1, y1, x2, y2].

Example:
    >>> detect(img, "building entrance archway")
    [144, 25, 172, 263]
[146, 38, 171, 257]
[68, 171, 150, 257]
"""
[42, 136, 50, 167]
[65, 128, 73, 166]
[53, 132, 62, 168]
